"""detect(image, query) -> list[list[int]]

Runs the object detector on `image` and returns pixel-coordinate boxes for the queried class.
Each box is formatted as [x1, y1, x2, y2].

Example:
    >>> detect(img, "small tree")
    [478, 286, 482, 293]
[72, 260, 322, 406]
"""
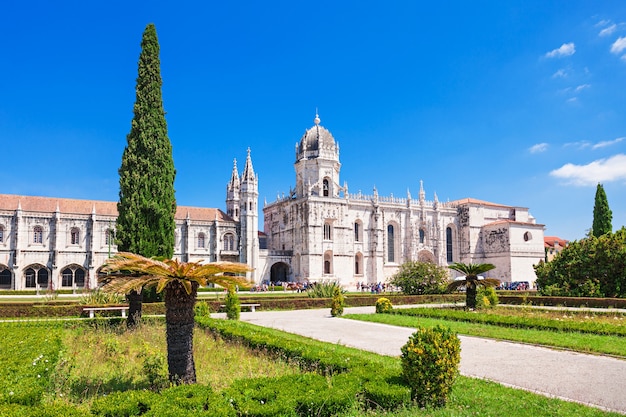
[447, 263, 499, 309]
[389, 261, 449, 295]
[330, 285, 345, 317]
[224, 286, 241, 320]
[592, 183, 612, 238]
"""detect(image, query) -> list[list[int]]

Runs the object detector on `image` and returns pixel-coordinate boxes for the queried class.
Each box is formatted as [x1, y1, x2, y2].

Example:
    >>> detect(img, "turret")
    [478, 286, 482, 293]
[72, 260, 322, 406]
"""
[226, 159, 240, 221]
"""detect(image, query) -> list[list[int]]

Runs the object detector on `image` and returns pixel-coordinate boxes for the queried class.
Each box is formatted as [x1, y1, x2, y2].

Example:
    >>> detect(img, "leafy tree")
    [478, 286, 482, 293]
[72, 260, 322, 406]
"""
[535, 228, 626, 298]
[592, 183, 612, 238]
[100, 252, 250, 384]
[447, 263, 499, 309]
[389, 261, 449, 295]
[116, 23, 176, 327]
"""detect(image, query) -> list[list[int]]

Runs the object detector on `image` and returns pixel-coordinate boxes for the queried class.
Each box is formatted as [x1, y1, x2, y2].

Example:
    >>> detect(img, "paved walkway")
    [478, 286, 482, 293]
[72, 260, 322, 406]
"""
[236, 306, 626, 415]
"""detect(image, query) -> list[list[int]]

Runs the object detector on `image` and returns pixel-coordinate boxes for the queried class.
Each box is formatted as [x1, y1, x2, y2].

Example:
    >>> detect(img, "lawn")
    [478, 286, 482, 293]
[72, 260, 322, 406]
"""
[1, 316, 623, 416]
[345, 305, 626, 357]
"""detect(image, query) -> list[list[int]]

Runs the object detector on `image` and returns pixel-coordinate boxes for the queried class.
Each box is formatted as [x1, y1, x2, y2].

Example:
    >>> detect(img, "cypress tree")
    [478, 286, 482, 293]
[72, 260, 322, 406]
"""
[592, 183, 612, 238]
[116, 23, 176, 327]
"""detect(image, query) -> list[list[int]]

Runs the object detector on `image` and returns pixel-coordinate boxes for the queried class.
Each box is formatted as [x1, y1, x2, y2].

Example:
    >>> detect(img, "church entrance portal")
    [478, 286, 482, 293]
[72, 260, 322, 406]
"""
[270, 262, 290, 283]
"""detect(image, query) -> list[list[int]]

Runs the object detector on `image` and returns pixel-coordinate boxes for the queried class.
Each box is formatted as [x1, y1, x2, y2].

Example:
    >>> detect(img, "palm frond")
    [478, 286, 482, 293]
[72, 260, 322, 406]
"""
[476, 278, 501, 288]
[98, 252, 252, 295]
[448, 262, 496, 277]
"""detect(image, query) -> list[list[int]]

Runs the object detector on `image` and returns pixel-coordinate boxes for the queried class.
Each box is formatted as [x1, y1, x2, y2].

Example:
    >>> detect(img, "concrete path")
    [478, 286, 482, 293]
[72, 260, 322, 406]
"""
[237, 306, 626, 415]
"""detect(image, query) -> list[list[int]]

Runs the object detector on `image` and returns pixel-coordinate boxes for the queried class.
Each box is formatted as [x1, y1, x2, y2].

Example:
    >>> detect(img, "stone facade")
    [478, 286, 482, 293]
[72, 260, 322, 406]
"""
[0, 115, 546, 291]
[260, 115, 545, 287]
[0, 196, 245, 291]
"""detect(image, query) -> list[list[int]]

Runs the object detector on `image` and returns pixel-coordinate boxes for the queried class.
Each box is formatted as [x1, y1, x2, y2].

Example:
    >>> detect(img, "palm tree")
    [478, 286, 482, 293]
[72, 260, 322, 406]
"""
[99, 252, 250, 384]
[447, 262, 499, 309]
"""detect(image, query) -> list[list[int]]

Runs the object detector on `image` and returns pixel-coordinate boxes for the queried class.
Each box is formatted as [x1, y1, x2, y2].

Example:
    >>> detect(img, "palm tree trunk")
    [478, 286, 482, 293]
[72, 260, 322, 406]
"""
[126, 289, 143, 329]
[466, 284, 477, 309]
[164, 280, 198, 384]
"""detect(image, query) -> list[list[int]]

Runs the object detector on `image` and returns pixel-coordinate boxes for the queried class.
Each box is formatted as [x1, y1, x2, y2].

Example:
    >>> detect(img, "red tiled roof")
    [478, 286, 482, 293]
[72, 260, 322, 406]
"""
[0, 194, 232, 222]
[544, 236, 568, 248]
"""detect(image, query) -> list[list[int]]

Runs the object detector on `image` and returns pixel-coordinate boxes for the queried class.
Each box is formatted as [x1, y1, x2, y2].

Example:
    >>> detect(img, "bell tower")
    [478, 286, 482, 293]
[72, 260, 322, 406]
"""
[294, 113, 341, 198]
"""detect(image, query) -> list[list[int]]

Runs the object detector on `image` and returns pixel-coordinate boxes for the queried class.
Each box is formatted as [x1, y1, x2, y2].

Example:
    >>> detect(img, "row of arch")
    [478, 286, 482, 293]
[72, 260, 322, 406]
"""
[196, 232, 237, 250]
[0, 264, 89, 289]
[269, 247, 438, 283]
[323, 221, 457, 264]
[0, 225, 116, 246]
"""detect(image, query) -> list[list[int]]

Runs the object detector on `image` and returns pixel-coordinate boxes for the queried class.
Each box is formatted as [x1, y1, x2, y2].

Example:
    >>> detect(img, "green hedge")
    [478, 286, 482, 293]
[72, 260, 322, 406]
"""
[196, 317, 412, 413]
[389, 307, 626, 336]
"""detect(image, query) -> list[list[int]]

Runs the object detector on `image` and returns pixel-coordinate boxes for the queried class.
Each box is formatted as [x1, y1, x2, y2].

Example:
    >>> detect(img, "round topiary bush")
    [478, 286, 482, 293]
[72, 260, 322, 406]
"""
[400, 325, 460, 408]
[375, 297, 393, 314]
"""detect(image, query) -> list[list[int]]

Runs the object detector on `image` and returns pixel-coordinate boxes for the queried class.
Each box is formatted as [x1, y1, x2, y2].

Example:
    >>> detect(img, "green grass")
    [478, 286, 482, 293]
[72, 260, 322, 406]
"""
[345, 312, 626, 357]
[1, 318, 623, 416]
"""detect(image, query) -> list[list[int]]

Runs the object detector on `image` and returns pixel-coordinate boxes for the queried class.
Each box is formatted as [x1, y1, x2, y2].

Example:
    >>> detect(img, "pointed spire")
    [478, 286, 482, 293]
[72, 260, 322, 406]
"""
[229, 158, 240, 187]
[419, 180, 425, 203]
[314, 109, 320, 125]
[242, 148, 255, 181]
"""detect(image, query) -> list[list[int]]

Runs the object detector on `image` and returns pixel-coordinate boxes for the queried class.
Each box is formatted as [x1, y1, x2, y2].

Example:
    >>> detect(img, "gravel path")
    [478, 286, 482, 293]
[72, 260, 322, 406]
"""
[237, 306, 626, 415]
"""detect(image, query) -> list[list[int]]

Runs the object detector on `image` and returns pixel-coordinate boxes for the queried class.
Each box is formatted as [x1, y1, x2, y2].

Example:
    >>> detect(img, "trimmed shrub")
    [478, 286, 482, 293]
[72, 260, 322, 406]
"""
[225, 286, 240, 320]
[91, 390, 156, 416]
[330, 286, 345, 317]
[194, 301, 211, 318]
[147, 384, 234, 417]
[375, 297, 393, 314]
[400, 325, 460, 408]
[477, 286, 499, 309]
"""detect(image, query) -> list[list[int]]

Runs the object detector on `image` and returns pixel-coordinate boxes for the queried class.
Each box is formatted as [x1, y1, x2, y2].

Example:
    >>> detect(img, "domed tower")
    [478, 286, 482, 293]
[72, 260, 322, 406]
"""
[294, 113, 341, 198]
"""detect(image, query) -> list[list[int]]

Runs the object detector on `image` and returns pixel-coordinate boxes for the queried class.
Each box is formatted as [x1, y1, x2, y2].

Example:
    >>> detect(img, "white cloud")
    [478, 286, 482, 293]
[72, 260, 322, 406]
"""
[575, 84, 590, 92]
[599, 24, 617, 37]
[596, 19, 611, 28]
[592, 137, 625, 149]
[552, 69, 567, 78]
[545, 42, 576, 58]
[564, 140, 590, 149]
[550, 154, 626, 185]
[611, 37, 626, 54]
[529, 143, 548, 153]
[566, 97, 578, 103]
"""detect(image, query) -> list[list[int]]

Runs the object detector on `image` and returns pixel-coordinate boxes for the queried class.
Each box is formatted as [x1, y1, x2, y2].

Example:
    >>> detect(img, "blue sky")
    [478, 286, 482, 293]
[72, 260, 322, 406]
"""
[1, 1, 625, 241]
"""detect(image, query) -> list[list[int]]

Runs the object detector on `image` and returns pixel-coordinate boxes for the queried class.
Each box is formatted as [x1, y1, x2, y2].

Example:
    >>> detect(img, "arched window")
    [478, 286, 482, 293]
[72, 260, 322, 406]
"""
[354, 221, 362, 242]
[0, 267, 11, 289]
[198, 232, 206, 248]
[446, 227, 453, 262]
[223, 233, 235, 251]
[387, 224, 395, 262]
[70, 227, 80, 245]
[33, 226, 43, 244]
[323, 179, 330, 197]
[323, 251, 333, 275]
[25, 265, 48, 288]
[354, 252, 363, 275]
[0, 225, 4, 243]
[62, 266, 87, 287]
[323, 222, 332, 240]
[105, 228, 115, 246]
[524, 231, 532, 242]
[419, 229, 425, 244]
